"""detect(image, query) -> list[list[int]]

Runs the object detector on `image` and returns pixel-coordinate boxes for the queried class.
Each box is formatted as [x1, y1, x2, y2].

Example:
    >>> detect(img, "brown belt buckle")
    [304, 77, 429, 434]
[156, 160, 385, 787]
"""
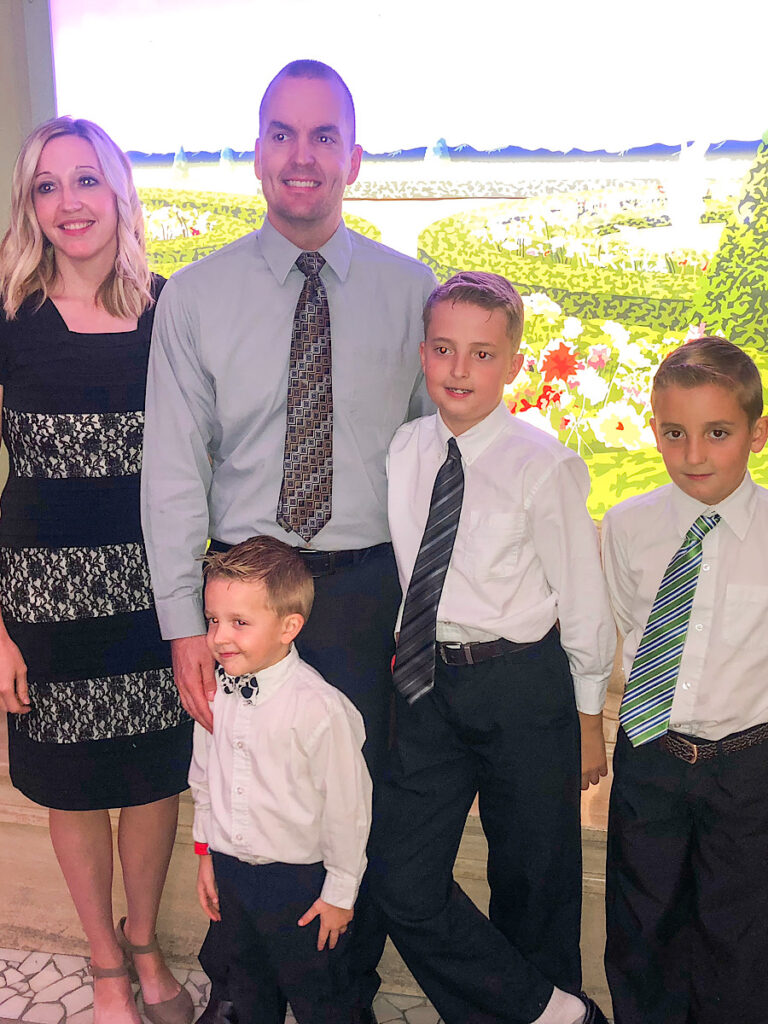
[670, 733, 699, 764]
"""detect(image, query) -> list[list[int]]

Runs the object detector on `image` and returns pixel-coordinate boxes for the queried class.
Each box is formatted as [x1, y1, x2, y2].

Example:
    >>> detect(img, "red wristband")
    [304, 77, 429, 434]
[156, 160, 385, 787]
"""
[194, 842, 210, 856]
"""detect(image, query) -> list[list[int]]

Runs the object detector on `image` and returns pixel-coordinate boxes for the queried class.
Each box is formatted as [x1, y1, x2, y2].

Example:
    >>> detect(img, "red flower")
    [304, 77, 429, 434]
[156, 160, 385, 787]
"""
[540, 343, 580, 383]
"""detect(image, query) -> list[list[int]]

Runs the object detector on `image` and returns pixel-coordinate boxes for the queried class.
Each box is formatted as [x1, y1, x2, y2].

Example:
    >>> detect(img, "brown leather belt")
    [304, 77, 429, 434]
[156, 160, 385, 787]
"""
[663, 721, 768, 764]
[436, 626, 556, 667]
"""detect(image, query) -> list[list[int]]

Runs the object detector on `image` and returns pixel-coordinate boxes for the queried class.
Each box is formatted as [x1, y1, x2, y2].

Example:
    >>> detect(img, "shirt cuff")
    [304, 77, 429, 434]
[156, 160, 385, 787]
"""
[319, 868, 364, 911]
[572, 676, 609, 716]
[155, 593, 206, 641]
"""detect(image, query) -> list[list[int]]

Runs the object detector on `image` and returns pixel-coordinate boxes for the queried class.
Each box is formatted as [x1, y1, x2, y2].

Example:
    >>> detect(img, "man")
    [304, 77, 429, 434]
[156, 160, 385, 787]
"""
[141, 60, 436, 1024]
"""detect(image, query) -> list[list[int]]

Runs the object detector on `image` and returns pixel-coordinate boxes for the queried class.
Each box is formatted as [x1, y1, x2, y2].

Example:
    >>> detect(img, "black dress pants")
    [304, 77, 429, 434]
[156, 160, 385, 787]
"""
[200, 543, 400, 1011]
[212, 855, 356, 1024]
[606, 727, 768, 1024]
[370, 630, 583, 1024]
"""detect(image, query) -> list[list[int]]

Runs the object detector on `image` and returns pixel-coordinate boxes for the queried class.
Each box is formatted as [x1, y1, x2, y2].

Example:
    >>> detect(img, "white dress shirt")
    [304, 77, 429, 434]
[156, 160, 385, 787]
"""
[189, 646, 372, 909]
[602, 472, 768, 741]
[387, 401, 616, 714]
[141, 218, 436, 640]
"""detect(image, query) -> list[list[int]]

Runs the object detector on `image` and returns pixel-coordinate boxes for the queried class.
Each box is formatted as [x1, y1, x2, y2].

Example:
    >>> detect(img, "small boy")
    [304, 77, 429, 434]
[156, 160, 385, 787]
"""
[189, 535, 372, 1024]
[373, 272, 615, 1024]
[602, 337, 768, 1024]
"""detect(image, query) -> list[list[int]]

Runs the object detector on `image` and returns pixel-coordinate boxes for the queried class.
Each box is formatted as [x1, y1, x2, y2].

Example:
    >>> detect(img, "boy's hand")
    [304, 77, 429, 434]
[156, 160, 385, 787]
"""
[196, 854, 221, 921]
[298, 898, 353, 951]
[579, 711, 608, 790]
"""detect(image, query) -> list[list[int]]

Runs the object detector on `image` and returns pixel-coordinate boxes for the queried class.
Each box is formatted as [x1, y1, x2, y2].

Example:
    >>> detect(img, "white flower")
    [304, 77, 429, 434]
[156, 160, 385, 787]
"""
[602, 321, 631, 347]
[562, 316, 584, 340]
[589, 402, 655, 450]
[572, 366, 609, 404]
[617, 342, 652, 370]
[522, 292, 563, 320]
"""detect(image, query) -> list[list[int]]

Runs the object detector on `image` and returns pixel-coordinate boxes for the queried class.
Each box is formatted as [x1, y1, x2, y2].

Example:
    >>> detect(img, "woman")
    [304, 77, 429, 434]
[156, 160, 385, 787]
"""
[0, 117, 194, 1024]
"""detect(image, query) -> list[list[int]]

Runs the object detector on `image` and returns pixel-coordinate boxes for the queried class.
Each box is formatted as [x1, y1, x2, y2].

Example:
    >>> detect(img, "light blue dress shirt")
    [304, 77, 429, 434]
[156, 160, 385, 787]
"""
[141, 218, 436, 639]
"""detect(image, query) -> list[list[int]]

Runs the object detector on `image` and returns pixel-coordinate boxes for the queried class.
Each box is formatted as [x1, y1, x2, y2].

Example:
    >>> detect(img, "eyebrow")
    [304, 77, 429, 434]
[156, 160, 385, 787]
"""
[34, 163, 99, 178]
[266, 120, 341, 135]
[659, 419, 738, 429]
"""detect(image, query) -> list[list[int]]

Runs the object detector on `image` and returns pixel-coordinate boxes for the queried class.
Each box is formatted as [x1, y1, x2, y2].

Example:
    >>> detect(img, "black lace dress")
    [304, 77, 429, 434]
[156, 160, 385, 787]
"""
[0, 279, 192, 810]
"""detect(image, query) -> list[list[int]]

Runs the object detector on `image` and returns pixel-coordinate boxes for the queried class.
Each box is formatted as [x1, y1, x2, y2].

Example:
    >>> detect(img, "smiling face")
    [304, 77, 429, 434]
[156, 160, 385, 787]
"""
[32, 134, 118, 273]
[254, 73, 362, 250]
[421, 299, 523, 435]
[205, 577, 303, 676]
[651, 383, 768, 505]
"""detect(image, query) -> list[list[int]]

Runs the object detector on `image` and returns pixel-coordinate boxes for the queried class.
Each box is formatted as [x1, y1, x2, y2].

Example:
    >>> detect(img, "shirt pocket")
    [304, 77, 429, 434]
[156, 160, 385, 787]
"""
[722, 584, 768, 649]
[465, 510, 526, 580]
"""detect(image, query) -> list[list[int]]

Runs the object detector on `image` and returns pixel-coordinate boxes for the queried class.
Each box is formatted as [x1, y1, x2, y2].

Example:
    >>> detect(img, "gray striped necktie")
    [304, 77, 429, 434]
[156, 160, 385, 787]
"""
[393, 436, 464, 704]
[620, 512, 720, 746]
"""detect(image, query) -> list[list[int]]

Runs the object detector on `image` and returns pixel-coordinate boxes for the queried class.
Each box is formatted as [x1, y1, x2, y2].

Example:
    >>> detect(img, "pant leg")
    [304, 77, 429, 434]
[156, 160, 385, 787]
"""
[295, 544, 401, 1007]
[473, 634, 583, 994]
[689, 737, 768, 1024]
[370, 682, 554, 1024]
[214, 855, 357, 1024]
[197, 921, 230, 1004]
[212, 854, 288, 1024]
[605, 730, 695, 1024]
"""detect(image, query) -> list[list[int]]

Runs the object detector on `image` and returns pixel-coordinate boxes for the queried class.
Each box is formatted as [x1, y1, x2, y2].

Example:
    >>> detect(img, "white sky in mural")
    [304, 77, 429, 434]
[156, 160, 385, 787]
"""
[50, 0, 768, 155]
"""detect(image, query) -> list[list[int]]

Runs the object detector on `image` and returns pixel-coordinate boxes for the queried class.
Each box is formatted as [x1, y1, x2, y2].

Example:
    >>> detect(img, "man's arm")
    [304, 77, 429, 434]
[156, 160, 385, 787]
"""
[141, 277, 217, 728]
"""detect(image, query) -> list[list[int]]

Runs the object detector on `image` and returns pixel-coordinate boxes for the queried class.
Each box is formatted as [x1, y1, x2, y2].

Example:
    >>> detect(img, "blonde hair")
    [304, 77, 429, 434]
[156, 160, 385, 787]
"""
[424, 271, 525, 353]
[0, 116, 152, 320]
[203, 536, 314, 623]
[652, 336, 764, 425]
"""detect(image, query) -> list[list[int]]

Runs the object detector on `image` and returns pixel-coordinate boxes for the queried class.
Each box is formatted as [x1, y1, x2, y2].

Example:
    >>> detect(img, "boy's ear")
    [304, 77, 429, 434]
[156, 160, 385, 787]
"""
[505, 353, 524, 386]
[650, 417, 661, 452]
[419, 340, 426, 372]
[750, 415, 768, 454]
[282, 613, 305, 645]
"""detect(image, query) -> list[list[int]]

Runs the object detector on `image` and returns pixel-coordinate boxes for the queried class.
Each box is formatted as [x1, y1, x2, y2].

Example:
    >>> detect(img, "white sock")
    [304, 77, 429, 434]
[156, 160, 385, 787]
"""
[530, 986, 586, 1024]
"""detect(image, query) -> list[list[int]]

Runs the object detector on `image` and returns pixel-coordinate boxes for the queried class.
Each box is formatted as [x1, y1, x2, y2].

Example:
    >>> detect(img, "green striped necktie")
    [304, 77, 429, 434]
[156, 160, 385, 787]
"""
[620, 512, 720, 747]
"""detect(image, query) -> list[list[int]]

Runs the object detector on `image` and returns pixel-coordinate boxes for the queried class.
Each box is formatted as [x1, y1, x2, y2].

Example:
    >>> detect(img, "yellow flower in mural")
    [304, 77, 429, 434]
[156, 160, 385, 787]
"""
[589, 402, 654, 451]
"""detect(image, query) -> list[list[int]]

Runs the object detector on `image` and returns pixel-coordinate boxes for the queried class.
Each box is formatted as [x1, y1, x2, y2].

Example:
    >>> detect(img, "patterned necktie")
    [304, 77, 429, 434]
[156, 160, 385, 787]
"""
[276, 251, 333, 543]
[620, 512, 720, 747]
[393, 436, 465, 704]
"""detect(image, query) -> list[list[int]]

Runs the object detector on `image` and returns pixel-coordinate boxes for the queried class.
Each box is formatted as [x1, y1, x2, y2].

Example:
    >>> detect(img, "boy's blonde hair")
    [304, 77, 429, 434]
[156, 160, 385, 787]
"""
[203, 535, 314, 622]
[652, 336, 764, 425]
[0, 116, 152, 321]
[423, 272, 525, 352]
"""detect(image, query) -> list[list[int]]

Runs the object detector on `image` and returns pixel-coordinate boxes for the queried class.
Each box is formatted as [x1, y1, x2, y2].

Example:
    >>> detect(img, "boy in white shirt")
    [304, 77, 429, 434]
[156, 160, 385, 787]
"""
[601, 337, 768, 1024]
[372, 272, 615, 1024]
[189, 535, 372, 1024]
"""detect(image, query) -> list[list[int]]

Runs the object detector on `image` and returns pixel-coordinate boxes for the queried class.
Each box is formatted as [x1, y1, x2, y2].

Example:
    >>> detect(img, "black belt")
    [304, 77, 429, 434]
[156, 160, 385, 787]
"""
[208, 539, 389, 578]
[436, 626, 556, 667]
[663, 721, 768, 764]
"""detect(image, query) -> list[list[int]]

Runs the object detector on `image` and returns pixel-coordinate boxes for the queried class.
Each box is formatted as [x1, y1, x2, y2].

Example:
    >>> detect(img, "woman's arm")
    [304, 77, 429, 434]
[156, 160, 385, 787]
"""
[0, 386, 30, 714]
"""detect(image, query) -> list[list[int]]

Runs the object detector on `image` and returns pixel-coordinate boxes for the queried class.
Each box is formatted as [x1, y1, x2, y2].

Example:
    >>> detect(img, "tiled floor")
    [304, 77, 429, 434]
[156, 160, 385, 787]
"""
[0, 947, 442, 1024]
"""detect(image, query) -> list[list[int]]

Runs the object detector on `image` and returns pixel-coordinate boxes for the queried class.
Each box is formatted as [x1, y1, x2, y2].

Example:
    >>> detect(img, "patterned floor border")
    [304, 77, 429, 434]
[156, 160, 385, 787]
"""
[0, 948, 442, 1024]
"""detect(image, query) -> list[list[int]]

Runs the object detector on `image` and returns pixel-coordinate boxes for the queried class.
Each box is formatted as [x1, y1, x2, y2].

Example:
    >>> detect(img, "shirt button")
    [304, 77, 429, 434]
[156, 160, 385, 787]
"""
[234, 833, 243, 841]
[236, 786, 244, 795]
[236, 741, 244, 750]
[702, 563, 710, 572]
[682, 681, 691, 690]
[695, 623, 704, 632]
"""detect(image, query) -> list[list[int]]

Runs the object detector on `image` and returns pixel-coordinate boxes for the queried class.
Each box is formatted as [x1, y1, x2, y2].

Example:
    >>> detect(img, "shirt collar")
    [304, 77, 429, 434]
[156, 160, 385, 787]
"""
[433, 400, 511, 464]
[216, 643, 299, 704]
[669, 471, 756, 541]
[257, 216, 352, 285]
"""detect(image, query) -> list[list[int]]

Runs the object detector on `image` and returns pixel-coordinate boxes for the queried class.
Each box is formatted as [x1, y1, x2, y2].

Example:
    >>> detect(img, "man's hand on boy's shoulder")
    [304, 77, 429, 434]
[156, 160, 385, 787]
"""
[298, 898, 354, 951]
[196, 853, 221, 922]
[579, 711, 608, 791]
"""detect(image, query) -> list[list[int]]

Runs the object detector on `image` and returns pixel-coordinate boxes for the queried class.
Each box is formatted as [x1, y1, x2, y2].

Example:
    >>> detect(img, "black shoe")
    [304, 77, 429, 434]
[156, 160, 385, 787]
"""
[196, 998, 238, 1024]
[579, 992, 608, 1024]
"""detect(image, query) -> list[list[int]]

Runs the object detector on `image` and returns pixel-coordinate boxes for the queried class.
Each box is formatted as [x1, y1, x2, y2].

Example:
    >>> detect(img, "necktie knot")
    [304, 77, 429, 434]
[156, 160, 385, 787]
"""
[447, 437, 462, 462]
[296, 251, 325, 279]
